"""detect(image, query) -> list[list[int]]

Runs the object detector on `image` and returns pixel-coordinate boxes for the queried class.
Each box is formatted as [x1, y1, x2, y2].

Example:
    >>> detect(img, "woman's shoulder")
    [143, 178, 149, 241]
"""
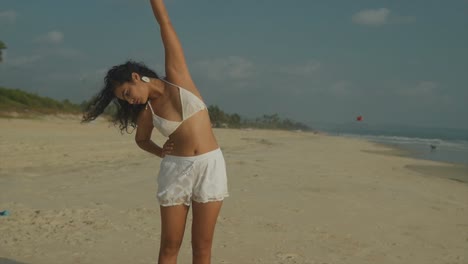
[165, 72, 202, 98]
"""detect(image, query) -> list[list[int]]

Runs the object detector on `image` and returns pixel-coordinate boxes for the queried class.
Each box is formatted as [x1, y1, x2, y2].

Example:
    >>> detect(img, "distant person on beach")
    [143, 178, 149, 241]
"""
[82, 0, 229, 263]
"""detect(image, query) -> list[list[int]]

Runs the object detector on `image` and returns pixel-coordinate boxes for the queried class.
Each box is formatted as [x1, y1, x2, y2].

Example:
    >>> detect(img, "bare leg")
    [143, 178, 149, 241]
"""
[191, 201, 223, 264]
[158, 204, 190, 264]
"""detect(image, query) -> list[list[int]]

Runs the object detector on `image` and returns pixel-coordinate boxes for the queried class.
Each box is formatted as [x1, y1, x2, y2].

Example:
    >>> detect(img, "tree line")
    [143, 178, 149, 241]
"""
[0, 40, 6, 62]
[0, 87, 81, 114]
[0, 86, 309, 131]
[208, 105, 309, 131]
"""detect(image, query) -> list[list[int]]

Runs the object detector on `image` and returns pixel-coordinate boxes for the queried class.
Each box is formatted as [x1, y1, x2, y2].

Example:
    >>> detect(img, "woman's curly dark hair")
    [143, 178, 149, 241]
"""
[82, 60, 160, 133]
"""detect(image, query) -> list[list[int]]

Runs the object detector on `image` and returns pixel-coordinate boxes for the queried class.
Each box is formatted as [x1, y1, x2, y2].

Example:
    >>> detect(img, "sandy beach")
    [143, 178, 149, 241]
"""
[0, 116, 467, 264]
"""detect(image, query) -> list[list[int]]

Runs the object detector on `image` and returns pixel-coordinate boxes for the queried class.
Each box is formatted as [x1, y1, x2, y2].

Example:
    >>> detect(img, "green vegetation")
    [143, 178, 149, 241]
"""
[0, 40, 6, 62]
[208, 105, 310, 131]
[0, 87, 82, 114]
[0, 87, 310, 131]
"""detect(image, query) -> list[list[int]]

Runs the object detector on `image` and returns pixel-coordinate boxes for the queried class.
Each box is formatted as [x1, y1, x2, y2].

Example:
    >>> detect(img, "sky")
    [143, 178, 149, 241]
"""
[1, 0, 467, 129]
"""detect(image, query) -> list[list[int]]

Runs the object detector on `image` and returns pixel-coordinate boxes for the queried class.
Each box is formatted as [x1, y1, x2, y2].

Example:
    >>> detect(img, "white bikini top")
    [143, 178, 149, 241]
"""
[146, 79, 206, 137]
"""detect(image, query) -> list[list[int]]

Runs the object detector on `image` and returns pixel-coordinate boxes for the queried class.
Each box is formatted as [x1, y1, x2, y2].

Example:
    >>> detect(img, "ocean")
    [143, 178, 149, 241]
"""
[315, 122, 468, 166]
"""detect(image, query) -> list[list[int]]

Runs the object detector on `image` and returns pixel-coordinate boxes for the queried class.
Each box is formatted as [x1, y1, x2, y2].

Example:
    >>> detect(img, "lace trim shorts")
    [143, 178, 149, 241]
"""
[157, 148, 229, 207]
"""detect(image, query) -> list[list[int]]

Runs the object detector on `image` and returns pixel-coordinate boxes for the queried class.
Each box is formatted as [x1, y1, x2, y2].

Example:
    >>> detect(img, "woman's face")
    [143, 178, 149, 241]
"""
[114, 74, 148, 105]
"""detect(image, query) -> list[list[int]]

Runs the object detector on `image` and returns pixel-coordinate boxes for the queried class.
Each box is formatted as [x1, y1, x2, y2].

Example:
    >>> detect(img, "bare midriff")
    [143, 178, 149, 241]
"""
[167, 109, 219, 156]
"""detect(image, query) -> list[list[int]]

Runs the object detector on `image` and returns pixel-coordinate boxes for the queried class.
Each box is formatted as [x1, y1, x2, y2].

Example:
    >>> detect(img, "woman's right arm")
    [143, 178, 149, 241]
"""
[149, 0, 195, 90]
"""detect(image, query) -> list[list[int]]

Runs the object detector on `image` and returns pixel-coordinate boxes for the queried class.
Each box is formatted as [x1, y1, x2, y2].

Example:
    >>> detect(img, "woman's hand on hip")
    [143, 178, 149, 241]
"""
[161, 139, 174, 157]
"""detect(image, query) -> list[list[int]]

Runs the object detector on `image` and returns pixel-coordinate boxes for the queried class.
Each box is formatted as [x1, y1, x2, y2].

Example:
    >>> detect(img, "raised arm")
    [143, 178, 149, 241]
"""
[150, 0, 192, 83]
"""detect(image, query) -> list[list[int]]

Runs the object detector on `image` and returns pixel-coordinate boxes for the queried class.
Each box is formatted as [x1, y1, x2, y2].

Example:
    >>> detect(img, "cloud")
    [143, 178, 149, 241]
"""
[390, 81, 457, 109]
[329, 81, 352, 96]
[35, 31, 64, 45]
[54, 47, 88, 60]
[389, 81, 440, 107]
[196, 56, 254, 81]
[0, 10, 17, 24]
[280, 60, 321, 76]
[352, 8, 391, 26]
[6, 54, 43, 67]
[2, 46, 87, 72]
[352, 8, 415, 26]
[390, 15, 416, 25]
[400, 81, 438, 96]
[78, 68, 108, 85]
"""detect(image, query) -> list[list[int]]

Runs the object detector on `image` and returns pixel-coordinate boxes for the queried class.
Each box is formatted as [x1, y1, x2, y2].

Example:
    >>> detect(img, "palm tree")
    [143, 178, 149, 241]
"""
[0, 41, 7, 62]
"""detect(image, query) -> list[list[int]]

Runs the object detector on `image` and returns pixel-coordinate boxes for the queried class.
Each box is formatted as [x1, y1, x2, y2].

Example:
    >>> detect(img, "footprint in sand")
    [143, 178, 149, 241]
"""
[275, 252, 304, 264]
[257, 221, 286, 232]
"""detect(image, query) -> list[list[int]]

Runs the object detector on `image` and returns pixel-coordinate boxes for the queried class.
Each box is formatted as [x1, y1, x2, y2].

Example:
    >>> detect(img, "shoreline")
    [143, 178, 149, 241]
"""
[350, 137, 468, 183]
[2, 114, 466, 181]
[404, 164, 468, 183]
[333, 131, 468, 164]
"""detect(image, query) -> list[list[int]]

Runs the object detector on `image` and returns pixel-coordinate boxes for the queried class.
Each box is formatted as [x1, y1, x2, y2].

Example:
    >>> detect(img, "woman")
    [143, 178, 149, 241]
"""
[82, 1, 229, 263]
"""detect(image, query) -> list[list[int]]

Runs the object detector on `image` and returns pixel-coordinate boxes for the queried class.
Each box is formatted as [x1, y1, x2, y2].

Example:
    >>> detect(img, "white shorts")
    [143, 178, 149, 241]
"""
[157, 148, 229, 207]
